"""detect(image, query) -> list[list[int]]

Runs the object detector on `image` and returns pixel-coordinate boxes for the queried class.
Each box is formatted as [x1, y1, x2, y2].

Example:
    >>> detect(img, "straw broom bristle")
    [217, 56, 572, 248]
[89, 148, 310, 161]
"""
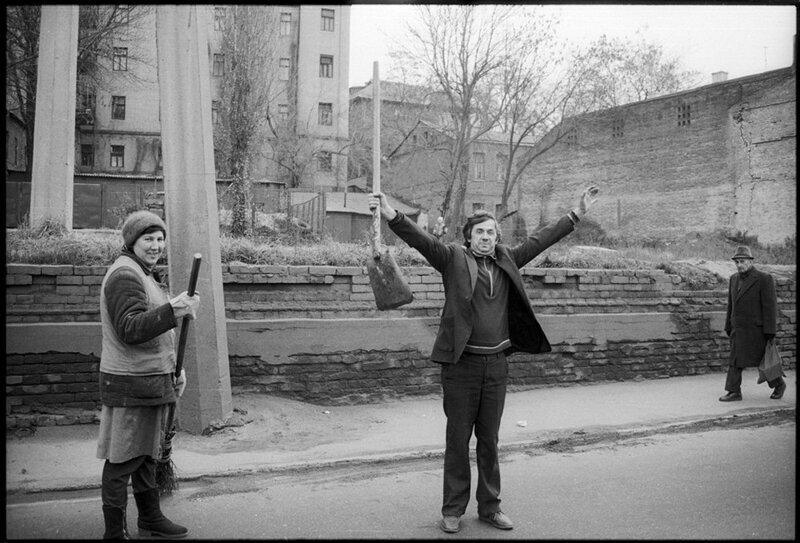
[156, 457, 179, 496]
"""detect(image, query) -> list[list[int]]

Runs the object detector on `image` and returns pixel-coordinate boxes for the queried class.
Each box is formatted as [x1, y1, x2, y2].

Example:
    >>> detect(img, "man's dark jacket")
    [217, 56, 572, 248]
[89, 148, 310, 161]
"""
[724, 266, 777, 368]
[388, 212, 575, 364]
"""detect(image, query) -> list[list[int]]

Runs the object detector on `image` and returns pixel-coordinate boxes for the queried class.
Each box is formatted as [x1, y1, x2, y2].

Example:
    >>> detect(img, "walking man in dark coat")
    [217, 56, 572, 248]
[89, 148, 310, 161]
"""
[719, 245, 786, 401]
[370, 186, 598, 534]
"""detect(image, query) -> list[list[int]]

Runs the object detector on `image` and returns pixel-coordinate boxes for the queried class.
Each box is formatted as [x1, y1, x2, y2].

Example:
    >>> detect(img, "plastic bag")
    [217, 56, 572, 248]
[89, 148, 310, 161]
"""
[757, 339, 785, 384]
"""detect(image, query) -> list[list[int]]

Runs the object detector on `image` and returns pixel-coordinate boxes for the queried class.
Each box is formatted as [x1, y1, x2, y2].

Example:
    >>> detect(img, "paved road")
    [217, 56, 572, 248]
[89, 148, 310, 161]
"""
[6, 421, 795, 540]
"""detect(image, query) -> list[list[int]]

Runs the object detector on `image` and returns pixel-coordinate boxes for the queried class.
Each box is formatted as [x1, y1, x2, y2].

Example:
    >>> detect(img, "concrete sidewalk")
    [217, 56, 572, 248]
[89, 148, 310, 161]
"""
[6, 370, 795, 495]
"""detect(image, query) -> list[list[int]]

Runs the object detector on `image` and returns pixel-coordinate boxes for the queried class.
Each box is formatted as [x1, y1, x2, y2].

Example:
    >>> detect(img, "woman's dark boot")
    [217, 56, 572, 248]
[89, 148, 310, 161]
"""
[134, 488, 188, 538]
[102, 505, 130, 540]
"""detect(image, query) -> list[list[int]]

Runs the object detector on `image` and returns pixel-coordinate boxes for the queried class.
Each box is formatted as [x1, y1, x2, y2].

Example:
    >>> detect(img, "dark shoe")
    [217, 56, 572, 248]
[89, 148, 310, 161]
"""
[439, 516, 461, 533]
[771, 382, 787, 400]
[102, 505, 130, 540]
[479, 510, 514, 530]
[134, 488, 188, 539]
[719, 392, 742, 402]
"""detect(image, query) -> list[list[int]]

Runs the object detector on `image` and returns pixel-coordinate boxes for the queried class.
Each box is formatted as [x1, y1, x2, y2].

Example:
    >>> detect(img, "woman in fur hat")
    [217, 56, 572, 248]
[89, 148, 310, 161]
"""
[97, 210, 199, 539]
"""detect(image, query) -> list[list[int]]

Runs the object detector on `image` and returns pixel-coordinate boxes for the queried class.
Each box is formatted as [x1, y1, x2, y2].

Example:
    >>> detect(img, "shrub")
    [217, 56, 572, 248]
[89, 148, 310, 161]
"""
[6, 228, 121, 265]
[568, 217, 611, 246]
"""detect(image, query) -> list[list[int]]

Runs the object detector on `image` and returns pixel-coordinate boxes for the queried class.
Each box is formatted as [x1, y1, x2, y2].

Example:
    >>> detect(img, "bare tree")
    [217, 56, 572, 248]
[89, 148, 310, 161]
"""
[494, 17, 700, 232]
[579, 31, 701, 109]
[214, 5, 279, 236]
[395, 5, 531, 234]
[5, 5, 151, 182]
[387, 6, 701, 238]
[265, 99, 352, 194]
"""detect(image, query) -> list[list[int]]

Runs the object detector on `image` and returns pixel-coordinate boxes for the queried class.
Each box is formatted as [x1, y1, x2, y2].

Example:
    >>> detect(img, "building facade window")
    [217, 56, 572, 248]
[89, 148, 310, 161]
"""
[472, 202, 485, 213]
[212, 54, 225, 77]
[112, 5, 129, 25]
[81, 144, 94, 167]
[279, 58, 290, 80]
[78, 92, 96, 125]
[565, 127, 577, 147]
[80, 92, 96, 112]
[278, 104, 289, 121]
[280, 12, 291, 36]
[495, 204, 503, 218]
[318, 151, 332, 171]
[212, 100, 220, 125]
[111, 96, 126, 120]
[319, 55, 333, 78]
[85, 5, 99, 29]
[473, 152, 485, 180]
[112, 47, 128, 71]
[110, 145, 125, 168]
[677, 103, 691, 126]
[321, 8, 334, 31]
[495, 153, 507, 182]
[612, 118, 624, 138]
[214, 7, 226, 31]
[318, 102, 332, 125]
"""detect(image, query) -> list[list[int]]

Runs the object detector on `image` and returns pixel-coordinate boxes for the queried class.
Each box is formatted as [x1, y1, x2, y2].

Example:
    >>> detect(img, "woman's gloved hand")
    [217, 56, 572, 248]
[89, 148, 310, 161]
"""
[170, 291, 200, 320]
[174, 368, 187, 397]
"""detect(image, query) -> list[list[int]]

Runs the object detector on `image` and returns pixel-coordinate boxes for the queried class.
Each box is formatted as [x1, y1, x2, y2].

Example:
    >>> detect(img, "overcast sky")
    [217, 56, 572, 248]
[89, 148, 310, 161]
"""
[348, 4, 797, 88]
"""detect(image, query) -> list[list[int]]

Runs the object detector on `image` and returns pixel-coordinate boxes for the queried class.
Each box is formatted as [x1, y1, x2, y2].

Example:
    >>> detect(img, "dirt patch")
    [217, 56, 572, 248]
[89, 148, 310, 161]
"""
[178, 394, 381, 455]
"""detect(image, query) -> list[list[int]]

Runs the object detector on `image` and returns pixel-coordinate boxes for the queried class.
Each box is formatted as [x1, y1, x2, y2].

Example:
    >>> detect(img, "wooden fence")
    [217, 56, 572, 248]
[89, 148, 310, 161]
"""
[288, 192, 326, 233]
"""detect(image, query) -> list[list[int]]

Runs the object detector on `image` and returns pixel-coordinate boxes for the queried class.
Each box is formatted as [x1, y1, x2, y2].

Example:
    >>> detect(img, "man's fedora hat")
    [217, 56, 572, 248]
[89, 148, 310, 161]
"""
[731, 245, 754, 260]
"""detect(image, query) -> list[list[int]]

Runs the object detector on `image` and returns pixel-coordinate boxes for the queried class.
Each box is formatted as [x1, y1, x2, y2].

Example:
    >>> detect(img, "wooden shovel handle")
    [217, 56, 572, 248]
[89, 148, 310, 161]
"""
[371, 61, 381, 258]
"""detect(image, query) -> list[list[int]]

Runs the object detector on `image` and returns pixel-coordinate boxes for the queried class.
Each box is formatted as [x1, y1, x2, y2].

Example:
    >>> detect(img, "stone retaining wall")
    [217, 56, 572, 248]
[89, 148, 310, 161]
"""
[5, 263, 796, 426]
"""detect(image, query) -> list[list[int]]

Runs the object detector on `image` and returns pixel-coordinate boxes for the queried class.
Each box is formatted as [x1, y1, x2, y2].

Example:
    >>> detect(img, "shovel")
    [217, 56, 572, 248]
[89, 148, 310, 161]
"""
[366, 61, 413, 311]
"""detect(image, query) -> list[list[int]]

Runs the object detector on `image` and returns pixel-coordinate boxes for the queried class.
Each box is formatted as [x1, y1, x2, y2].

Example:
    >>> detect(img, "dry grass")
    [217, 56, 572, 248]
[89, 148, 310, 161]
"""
[6, 223, 795, 273]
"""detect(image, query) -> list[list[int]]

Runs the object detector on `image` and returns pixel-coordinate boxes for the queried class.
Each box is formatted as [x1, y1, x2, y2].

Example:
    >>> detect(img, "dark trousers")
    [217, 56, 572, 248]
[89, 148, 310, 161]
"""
[440, 352, 508, 517]
[101, 455, 156, 509]
[725, 365, 785, 393]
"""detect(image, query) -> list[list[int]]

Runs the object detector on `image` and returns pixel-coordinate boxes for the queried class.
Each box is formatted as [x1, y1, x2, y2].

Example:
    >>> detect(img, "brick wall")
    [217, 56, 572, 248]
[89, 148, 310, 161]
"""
[5, 263, 796, 426]
[522, 68, 796, 244]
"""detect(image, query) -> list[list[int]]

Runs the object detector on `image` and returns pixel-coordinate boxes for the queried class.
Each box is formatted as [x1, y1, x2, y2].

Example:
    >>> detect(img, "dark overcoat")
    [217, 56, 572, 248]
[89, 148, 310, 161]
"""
[724, 267, 777, 368]
[388, 211, 575, 364]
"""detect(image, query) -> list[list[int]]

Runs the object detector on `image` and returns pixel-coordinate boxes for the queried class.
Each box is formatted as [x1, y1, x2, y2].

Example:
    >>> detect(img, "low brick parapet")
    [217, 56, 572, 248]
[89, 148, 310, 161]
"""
[5, 263, 796, 426]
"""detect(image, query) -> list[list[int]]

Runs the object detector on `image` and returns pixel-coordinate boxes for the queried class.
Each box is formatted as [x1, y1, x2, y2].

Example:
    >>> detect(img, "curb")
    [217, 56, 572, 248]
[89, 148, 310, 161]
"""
[7, 406, 793, 497]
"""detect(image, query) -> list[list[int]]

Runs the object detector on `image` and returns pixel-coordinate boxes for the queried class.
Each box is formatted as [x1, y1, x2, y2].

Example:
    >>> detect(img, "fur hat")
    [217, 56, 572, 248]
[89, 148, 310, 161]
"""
[122, 210, 166, 249]
[731, 245, 754, 260]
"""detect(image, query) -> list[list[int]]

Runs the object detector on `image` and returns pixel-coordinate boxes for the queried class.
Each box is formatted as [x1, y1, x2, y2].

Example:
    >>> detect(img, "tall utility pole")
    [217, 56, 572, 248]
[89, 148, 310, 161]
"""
[29, 5, 79, 230]
[155, 5, 232, 433]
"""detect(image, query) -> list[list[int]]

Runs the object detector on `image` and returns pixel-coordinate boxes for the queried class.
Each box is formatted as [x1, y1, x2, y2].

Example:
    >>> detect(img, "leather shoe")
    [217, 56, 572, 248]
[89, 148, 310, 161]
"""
[439, 516, 461, 533]
[479, 511, 514, 530]
[770, 382, 786, 400]
[719, 392, 742, 402]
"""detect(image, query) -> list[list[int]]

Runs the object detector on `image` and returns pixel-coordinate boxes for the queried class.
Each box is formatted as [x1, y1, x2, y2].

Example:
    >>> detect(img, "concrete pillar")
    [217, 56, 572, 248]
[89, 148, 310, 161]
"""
[155, 5, 232, 433]
[29, 5, 79, 230]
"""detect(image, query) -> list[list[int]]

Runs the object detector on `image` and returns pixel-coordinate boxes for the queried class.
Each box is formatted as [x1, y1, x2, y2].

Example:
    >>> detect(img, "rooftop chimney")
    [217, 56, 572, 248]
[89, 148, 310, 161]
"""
[712, 71, 728, 83]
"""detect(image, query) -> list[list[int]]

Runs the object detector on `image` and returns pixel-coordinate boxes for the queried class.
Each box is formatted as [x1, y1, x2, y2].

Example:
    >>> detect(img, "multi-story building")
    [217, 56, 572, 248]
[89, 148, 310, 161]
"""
[349, 80, 534, 228]
[206, 5, 350, 192]
[7, 5, 351, 228]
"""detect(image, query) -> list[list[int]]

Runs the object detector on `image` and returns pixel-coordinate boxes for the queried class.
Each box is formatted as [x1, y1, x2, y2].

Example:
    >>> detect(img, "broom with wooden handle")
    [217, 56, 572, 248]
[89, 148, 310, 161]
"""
[156, 253, 202, 495]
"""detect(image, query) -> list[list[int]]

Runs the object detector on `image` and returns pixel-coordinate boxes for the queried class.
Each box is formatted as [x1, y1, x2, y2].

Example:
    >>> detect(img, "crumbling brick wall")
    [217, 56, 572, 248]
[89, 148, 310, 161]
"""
[5, 263, 796, 426]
